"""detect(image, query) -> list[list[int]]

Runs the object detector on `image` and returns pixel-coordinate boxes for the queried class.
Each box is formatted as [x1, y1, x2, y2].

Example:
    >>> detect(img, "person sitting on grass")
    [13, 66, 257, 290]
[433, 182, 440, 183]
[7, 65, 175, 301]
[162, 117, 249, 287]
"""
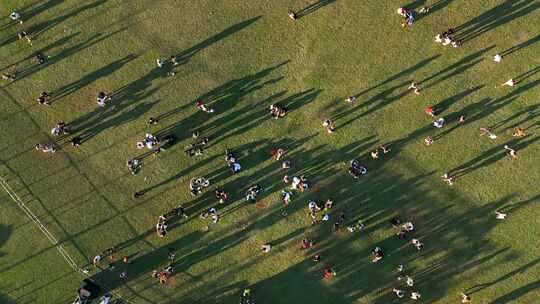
[246, 185, 262, 202]
[127, 158, 141, 175]
[10, 11, 23, 24]
[37, 91, 51, 106]
[269, 104, 287, 119]
[393, 288, 405, 298]
[34, 52, 46, 65]
[348, 159, 367, 179]
[225, 150, 242, 173]
[281, 190, 292, 205]
[97, 92, 112, 107]
[261, 243, 272, 253]
[371, 246, 384, 262]
[215, 188, 229, 204]
[323, 267, 336, 280]
[51, 122, 70, 136]
[288, 11, 298, 21]
[301, 238, 314, 250]
[35, 143, 56, 153]
[396, 7, 414, 27]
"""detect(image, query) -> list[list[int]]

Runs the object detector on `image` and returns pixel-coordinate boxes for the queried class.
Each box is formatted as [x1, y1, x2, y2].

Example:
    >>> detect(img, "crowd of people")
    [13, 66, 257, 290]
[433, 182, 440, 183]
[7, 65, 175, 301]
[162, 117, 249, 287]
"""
[4, 3, 532, 303]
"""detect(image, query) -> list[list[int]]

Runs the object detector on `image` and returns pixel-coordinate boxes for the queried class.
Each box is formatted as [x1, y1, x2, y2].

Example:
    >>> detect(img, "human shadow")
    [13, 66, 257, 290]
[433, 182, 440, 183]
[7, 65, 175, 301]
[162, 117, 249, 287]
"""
[297, 0, 338, 18]
[449, 135, 539, 178]
[51, 54, 137, 102]
[153, 61, 288, 144]
[0, 31, 80, 74]
[454, 0, 539, 43]
[173, 16, 261, 65]
[14, 28, 127, 80]
[22, 0, 65, 21]
[500, 33, 540, 57]
[491, 279, 540, 304]
[28, 0, 108, 38]
[420, 45, 494, 89]
[467, 257, 540, 294]
[433, 85, 484, 114]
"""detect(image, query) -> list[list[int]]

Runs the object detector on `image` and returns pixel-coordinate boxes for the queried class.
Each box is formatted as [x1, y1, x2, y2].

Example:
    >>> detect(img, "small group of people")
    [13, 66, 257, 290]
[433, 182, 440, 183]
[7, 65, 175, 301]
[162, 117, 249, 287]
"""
[151, 265, 174, 284]
[370, 144, 390, 159]
[269, 103, 287, 119]
[184, 134, 209, 157]
[435, 28, 462, 48]
[225, 150, 242, 173]
[189, 176, 210, 196]
[51, 121, 70, 136]
[348, 159, 367, 179]
[246, 185, 263, 202]
[200, 207, 220, 224]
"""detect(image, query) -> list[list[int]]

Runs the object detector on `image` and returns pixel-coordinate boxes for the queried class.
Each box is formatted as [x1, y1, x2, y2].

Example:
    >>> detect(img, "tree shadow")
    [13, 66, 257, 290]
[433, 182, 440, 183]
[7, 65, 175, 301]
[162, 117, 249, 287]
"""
[297, 0, 338, 18]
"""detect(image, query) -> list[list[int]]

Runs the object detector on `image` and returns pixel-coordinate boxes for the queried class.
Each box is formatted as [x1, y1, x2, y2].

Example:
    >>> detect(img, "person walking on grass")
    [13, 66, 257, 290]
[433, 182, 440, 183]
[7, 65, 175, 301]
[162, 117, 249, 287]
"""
[504, 145, 518, 158]
[442, 173, 455, 185]
[461, 293, 472, 303]
[346, 96, 356, 104]
[493, 54, 502, 63]
[411, 291, 421, 300]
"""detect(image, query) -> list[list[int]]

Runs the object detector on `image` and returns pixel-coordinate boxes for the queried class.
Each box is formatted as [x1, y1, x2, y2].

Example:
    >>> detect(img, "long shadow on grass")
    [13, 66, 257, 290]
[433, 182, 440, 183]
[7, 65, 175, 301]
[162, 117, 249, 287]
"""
[13, 28, 127, 81]
[454, 0, 540, 43]
[491, 279, 540, 304]
[154, 61, 288, 144]
[173, 16, 261, 66]
[297, 0, 338, 18]
[500, 33, 540, 57]
[51, 53, 137, 102]
[171, 156, 528, 304]
[28, 0, 108, 38]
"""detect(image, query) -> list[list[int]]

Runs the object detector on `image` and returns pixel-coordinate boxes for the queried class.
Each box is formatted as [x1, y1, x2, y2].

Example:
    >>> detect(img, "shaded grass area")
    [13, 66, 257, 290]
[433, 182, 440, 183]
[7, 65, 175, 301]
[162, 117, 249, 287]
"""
[0, 0, 539, 303]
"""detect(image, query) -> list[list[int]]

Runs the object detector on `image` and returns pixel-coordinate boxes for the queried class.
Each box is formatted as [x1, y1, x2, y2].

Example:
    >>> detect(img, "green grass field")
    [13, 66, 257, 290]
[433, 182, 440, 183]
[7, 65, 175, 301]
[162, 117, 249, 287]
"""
[0, 0, 539, 303]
